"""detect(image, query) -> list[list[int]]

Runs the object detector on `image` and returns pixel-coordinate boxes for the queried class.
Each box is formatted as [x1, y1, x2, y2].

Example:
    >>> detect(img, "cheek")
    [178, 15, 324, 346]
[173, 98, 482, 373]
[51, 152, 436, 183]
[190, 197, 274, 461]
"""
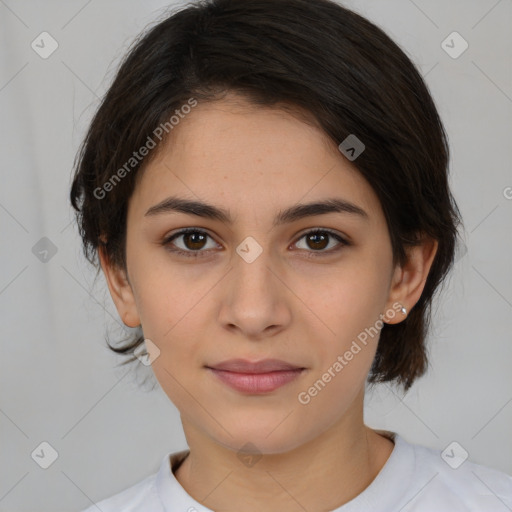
[292, 256, 390, 394]
[299, 261, 388, 340]
[294, 352, 373, 439]
[129, 257, 211, 337]
[297, 278, 383, 412]
[147, 308, 204, 410]
[150, 356, 207, 427]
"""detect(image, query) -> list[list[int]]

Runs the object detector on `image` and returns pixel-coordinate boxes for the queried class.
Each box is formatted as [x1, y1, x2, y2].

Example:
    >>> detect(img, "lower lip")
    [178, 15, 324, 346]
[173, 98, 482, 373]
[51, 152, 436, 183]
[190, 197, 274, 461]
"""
[207, 368, 305, 393]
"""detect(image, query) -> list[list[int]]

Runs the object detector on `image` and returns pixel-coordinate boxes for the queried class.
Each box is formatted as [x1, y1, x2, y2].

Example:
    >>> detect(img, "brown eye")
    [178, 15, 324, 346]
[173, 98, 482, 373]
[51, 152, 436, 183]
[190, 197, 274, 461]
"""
[293, 229, 348, 256]
[162, 229, 218, 258]
[182, 231, 208, 250]
[305, 232, 329, 250]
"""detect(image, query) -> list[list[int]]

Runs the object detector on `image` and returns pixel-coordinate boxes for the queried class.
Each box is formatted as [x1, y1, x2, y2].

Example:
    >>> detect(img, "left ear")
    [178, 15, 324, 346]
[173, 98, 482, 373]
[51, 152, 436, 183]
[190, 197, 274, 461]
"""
[382, 235, 438, 324]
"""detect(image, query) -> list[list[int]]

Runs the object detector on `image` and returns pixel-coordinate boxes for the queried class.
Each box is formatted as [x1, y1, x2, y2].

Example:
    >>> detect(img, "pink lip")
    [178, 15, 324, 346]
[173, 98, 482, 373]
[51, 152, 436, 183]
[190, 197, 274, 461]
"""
[206, 359, 306, 394]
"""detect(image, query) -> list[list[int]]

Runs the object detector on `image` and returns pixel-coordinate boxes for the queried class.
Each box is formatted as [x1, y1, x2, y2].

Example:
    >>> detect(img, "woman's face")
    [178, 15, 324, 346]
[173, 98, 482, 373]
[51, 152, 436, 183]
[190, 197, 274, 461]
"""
[102, 94, 409, 454]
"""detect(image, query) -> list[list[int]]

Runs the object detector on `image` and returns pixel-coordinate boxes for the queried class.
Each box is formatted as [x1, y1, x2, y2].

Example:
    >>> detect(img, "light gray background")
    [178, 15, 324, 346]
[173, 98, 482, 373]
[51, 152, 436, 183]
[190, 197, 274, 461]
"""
[0, 1, 511, 510]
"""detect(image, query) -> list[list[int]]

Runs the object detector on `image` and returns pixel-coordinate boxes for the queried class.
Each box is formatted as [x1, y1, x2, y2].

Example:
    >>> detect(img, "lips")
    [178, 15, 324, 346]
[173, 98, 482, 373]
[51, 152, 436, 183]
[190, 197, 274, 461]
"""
[205, 359, 306, 393]
[206, 358, 304, 373]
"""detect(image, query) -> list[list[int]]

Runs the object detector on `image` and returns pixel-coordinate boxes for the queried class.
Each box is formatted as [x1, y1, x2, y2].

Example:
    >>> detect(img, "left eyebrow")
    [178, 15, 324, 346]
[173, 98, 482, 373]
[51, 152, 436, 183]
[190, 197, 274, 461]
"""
[144, 195, 369, 226]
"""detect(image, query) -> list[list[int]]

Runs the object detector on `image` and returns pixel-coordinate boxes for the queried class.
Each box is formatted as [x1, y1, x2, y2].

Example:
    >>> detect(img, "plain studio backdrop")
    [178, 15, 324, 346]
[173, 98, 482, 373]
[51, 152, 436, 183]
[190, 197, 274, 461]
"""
[0, 1, 511, 510]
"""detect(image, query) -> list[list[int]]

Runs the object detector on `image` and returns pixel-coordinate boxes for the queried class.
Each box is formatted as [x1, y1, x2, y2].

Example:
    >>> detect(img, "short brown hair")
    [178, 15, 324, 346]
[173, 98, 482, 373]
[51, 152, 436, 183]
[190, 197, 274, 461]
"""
[70, 0, 463, 391]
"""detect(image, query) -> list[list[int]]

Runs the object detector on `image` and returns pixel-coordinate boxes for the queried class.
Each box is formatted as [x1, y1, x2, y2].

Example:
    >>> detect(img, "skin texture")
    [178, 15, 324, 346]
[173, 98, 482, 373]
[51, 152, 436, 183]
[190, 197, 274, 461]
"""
[99, 93, 438, 512]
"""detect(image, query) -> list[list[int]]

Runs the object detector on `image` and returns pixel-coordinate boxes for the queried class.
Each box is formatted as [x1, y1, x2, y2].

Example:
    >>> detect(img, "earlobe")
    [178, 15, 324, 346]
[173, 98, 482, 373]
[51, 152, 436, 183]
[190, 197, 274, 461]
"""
[383, 236, 438, 325]
[98, 245, 141, 328]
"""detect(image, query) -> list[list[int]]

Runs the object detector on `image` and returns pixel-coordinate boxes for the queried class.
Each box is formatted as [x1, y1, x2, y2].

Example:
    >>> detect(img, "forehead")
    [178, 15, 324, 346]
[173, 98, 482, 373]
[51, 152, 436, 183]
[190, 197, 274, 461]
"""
[129, 96, 383, 225]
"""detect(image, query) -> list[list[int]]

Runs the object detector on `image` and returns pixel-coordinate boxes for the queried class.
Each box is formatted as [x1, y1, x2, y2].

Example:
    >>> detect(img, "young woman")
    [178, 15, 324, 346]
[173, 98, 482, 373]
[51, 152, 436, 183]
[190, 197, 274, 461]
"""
[70, 0, 512, 510]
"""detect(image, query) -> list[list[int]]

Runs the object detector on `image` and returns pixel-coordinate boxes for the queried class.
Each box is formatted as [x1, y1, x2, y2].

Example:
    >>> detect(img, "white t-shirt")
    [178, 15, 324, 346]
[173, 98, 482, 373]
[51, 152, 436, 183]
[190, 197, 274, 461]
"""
[80, 431, 512, 511]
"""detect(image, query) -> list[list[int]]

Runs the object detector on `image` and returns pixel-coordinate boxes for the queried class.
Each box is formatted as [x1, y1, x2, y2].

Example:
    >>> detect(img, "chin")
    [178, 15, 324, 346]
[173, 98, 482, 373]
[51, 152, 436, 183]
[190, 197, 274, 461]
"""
[209, 414, 315, 456]
[218, 433, 305, 457]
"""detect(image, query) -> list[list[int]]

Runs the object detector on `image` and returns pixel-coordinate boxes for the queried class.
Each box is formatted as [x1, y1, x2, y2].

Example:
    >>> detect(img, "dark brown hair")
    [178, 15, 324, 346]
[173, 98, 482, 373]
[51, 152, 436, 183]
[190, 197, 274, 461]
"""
[70, 0, 463, 391]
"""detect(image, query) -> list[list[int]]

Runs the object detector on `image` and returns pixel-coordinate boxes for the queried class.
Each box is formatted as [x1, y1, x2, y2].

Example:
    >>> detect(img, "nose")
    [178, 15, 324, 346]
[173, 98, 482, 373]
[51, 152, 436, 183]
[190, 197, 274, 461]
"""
[218, 239, 292, 340]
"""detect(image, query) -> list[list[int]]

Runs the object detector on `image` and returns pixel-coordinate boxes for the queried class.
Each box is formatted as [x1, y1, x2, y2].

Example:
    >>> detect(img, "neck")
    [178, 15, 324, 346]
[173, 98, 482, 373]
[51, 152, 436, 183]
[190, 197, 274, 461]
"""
[174, 394, 394, 512]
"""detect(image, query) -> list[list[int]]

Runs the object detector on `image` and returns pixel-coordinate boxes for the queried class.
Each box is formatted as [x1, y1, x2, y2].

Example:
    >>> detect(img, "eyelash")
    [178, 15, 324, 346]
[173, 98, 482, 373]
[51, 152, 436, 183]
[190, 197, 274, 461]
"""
[161, 227, 349, 259]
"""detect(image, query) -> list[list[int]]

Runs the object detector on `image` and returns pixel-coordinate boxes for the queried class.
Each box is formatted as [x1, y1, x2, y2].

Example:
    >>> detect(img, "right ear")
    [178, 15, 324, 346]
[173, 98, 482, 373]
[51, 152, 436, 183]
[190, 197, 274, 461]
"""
[98, 244, 141, 328]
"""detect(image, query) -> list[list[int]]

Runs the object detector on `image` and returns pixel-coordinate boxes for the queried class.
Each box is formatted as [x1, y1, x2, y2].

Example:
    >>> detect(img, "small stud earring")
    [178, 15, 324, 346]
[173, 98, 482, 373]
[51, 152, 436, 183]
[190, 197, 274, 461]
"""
[400, 306, 407, 315]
